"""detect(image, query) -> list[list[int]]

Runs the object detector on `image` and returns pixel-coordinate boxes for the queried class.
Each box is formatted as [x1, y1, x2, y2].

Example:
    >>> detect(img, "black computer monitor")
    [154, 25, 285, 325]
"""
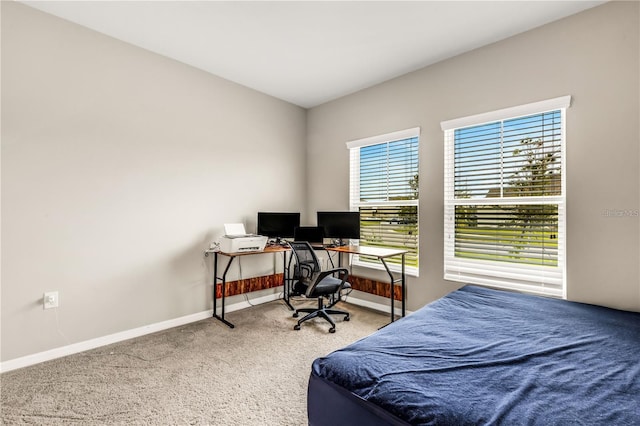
[317, 211, 360, 244]
[257, 212, 300, 240]
[294, 226, 325, 244]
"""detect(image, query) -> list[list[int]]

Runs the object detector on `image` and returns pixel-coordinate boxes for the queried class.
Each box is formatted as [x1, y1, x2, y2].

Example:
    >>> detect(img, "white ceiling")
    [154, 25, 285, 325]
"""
[22, 1, 605, 108]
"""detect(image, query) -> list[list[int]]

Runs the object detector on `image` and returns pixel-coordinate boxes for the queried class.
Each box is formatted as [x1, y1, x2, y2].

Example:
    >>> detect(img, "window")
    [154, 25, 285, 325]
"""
[347, 127, 419, 276]
[442, 96, 570, 298]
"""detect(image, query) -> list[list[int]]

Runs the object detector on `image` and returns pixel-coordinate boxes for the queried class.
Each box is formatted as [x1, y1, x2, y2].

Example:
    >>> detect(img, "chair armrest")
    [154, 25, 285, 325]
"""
[319, 268, 349, 280]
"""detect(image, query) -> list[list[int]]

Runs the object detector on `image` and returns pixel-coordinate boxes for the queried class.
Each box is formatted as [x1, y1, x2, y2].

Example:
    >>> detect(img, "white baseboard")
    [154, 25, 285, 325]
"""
[221, 292, 282, 313]
[0, 292, 284, 373]
[0, 292, 400, 373]
[343, 290, 411, 317]
[0, 309, 215, 373]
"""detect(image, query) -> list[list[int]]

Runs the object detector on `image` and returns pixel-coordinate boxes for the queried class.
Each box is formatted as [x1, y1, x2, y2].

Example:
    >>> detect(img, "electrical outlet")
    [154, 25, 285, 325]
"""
[43, 291, 59, 309]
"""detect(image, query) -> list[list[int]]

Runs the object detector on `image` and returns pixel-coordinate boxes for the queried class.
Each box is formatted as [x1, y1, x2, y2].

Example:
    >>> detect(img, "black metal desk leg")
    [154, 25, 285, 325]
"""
[283, 251, 294, 310]
[213, 252, 218, 320]
[380, 258, 396, 323]
[401, 254, 406, 317]
[213, 254, 235, 328]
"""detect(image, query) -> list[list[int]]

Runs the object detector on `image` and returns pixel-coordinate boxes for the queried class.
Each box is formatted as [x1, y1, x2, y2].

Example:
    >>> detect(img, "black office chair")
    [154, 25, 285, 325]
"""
[289, 241, 351, 333]
[292, 225, 338, 274]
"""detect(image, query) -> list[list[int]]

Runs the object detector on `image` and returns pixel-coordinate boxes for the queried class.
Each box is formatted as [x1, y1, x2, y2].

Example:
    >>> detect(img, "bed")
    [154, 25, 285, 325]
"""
[308, 285, 640, 425]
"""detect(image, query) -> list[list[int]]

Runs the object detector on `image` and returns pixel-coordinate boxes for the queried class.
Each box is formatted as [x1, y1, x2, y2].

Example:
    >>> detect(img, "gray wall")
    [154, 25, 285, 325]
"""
[307, 1, 639, 312]
[1, 3, 306, 362]
[2, 1, 639, 364]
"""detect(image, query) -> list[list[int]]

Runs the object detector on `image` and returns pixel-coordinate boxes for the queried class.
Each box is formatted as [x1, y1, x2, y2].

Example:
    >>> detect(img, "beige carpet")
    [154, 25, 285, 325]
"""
[1, 299, 388, 425]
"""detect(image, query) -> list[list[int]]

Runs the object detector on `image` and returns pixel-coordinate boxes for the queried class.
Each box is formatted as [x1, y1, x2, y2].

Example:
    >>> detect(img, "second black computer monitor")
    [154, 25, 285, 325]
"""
[317, 211, 360, 244]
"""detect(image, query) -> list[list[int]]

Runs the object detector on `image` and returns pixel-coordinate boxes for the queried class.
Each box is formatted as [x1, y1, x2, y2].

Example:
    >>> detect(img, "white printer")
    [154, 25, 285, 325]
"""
[219, 223, 268, 253]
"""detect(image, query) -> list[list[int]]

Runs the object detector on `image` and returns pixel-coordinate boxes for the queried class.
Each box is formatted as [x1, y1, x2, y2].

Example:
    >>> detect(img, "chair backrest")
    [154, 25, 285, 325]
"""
[289, 241, 321, 283]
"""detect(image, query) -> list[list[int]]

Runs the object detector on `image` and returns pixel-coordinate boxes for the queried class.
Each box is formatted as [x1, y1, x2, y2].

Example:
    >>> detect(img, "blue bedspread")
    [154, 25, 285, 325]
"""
[311, 286, 640, 425]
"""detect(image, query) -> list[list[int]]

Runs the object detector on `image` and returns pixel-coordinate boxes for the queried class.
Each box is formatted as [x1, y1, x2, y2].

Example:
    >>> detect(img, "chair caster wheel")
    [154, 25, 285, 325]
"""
[329, 327, 336, 333]
[344, 316, 350, 321]
[294, 325, 301, 331]
[293, 312, 299, 318]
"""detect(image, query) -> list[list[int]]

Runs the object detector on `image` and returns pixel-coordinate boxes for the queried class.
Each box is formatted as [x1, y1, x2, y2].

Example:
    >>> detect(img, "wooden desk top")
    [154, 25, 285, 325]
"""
[205, 244, 290, 257]
[205, 244, 407, 258]
[325, 245, 407, 258]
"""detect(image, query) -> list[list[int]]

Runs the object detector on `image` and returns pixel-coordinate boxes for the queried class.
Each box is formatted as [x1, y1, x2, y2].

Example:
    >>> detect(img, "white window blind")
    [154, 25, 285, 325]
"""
[442, 96, 570, 298]
[347, 128, 420, 275]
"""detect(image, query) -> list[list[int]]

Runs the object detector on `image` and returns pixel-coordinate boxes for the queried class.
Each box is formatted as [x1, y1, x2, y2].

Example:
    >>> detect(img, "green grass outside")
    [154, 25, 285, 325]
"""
[455, 226, 558, 266]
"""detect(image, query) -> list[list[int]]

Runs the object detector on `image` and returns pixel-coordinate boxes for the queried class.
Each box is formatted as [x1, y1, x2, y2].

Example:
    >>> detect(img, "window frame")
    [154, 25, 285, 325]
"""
[441, 96, 570, 298]
[347, 127, 420, 277]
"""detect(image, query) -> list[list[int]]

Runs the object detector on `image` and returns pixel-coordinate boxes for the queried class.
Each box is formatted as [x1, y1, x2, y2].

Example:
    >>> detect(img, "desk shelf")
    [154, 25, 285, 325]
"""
[347, 275, 403, 301]
[206, 245, 291, 328]
[326, 245, 407, 324]
[213, 273, 285, 298]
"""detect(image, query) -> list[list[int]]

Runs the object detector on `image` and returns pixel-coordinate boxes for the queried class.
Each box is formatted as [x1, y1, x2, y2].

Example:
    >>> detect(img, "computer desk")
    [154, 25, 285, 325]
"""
[325, 245, 407, 324]
[205, 245, 291, 328]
